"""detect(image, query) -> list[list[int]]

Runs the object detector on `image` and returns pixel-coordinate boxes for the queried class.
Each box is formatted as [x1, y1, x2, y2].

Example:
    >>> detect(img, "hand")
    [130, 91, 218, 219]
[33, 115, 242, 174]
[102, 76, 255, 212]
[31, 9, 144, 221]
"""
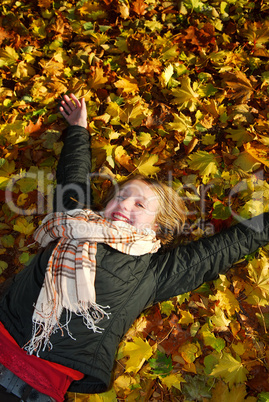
[59, 93, 88, 128]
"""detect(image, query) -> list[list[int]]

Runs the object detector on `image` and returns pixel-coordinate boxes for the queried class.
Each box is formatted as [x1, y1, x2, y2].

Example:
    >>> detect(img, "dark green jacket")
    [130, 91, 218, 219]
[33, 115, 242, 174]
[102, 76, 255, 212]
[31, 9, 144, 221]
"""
[1, 126, 269, 394]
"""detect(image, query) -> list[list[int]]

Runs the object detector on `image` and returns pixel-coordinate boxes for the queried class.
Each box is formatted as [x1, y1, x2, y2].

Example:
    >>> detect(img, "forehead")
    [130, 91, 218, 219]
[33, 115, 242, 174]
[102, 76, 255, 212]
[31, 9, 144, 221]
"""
[119, 180, 157, 198]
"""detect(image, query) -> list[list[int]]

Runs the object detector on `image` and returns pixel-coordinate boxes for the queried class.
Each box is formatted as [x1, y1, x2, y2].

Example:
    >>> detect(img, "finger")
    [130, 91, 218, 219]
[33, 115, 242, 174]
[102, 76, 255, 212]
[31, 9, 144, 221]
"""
[60, 101, 73, 115]
[63, 94, 76, 111]
[81, 97, 86, 111]
[59, 106, 70, 120]
[70, 93, 81, 108]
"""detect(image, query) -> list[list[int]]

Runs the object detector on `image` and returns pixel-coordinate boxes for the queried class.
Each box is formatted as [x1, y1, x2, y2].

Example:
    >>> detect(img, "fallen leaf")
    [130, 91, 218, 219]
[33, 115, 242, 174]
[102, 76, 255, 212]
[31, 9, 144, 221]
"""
[114, 76, 139, 95]
[122, 337, 154, 373]
[210, 352, 249, 387]
[135, 154, 160, 176]
[171, 77, 200, 111]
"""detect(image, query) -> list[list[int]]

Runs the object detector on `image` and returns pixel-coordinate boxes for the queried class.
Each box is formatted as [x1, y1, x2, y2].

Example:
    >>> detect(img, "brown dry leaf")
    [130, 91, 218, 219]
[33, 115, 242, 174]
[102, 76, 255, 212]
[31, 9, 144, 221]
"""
[117, 3, 129, 19]
[49, 17, 66, 36]
[115, 146, 135, 172]
[201, 99, 220, 119]
[38, 0, 53, 7]
[222, 71, 254, 103]
[242, 21, 269, 48]
[138, 59, 162, 76]
[0, 27, 11, 46]
[184, 23, 216, 49]
[209, 381, 247, 402]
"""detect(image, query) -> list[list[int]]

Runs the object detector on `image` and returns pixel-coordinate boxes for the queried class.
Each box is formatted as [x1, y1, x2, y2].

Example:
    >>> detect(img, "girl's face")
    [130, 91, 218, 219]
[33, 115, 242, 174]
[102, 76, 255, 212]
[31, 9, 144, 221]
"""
[104, 180, 160, 231]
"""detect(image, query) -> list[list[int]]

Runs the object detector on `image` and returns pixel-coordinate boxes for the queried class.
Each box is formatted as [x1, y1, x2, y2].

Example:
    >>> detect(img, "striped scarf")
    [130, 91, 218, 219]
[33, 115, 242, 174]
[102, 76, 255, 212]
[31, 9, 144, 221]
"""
[25, 209, 160, 355]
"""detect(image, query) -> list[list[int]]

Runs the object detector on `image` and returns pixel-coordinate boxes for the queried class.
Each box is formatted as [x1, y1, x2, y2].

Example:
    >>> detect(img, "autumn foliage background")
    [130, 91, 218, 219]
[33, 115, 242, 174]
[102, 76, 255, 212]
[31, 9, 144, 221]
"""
[1, 0, 269, 400]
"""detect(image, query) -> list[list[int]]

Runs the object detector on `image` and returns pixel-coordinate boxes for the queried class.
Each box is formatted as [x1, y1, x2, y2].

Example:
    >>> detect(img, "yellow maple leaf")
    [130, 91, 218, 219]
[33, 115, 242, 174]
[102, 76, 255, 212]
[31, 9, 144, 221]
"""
[13, 217, 36, 236]
[88, 67, 108, 89]
[210, 289, 240, 316]
[136, 132, 152, 148]
[171, 77, 200, 111]
[135, 154, 160, 176]
[178, 310, 194, 325]
[120, 101, 147, 127]
[0, 45, 18, 67]
[0, 121, 28, 145]
[122, 337, 153, 373]
[160, 373, 186, 391]
[210, 352, 249, 387]
[247, 255, 269, 298]
[14, 61, 36, 79]
[167, 112, 193, 134]
[211, 306, 231, 329]
[188, 150, 219, 183]
[114, 75, 139, 95]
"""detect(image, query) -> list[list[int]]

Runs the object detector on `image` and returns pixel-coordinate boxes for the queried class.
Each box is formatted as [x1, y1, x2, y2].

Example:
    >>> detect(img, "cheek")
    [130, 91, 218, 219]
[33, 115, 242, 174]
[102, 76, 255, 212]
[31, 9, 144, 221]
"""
[104, 199, 116, 217]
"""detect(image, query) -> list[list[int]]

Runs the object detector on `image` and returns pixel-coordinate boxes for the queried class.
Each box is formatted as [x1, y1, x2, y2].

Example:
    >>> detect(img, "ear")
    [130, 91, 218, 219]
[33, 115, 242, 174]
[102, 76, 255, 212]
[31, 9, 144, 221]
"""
[153, 222, 159, 231]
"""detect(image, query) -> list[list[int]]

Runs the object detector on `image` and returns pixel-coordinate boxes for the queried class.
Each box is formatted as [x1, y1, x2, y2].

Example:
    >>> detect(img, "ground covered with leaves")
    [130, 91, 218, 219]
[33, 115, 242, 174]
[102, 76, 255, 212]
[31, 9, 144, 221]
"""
[1, 0, 269, 400]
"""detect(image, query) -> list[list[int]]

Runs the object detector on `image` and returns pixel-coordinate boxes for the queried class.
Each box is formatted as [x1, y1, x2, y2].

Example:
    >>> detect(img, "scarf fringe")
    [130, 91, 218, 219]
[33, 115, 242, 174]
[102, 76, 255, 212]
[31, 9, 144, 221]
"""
[25, 302, 110, 357]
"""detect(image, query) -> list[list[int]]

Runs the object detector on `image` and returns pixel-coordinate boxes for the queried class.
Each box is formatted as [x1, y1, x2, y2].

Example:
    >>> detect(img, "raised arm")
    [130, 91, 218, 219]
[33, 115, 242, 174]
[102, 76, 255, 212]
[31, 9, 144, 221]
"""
[152, 213, 269, 303]
[53, 94, 92, 212]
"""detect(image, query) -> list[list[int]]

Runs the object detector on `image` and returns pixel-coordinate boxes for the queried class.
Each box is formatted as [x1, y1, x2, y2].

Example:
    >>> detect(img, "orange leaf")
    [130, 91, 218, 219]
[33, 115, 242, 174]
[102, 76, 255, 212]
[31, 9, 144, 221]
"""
[132, 0, 147, 16]
[244, 142, 269, 167]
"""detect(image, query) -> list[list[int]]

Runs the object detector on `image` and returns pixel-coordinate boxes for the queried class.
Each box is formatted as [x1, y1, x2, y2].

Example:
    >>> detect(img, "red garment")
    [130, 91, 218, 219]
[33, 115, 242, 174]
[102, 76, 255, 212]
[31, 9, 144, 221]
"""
[0, 322, 84, 402]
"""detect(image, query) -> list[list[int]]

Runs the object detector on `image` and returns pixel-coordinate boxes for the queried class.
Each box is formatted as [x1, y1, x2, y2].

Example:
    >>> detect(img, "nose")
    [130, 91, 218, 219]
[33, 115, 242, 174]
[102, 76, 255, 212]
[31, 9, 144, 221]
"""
[119, 197, 133, 211]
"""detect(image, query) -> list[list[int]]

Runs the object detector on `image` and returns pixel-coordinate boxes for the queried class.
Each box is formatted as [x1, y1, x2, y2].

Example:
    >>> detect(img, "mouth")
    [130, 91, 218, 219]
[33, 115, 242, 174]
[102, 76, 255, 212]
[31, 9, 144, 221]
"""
[111, 212, 132, 224]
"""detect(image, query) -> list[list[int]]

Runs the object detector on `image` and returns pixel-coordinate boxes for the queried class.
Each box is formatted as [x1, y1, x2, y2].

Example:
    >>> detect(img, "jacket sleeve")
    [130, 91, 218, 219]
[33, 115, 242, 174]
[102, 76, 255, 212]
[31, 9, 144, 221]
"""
[53, 125, 92, 212]
[152, 213, 269, 303]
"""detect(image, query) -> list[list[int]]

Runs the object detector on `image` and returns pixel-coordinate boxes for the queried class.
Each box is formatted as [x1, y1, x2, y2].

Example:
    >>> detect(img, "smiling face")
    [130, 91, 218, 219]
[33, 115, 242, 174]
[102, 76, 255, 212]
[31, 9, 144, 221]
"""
[104, 179, 160, 232]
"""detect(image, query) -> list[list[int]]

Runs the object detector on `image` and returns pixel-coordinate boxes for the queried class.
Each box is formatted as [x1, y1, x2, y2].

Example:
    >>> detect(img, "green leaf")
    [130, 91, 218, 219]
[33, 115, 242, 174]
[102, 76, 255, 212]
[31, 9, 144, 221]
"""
[160, 300, 175, 316]
[0, 261, 8, 274]
[2, 234, 15, 248]
[19, 252, 30, 264]
[258, 392, 269, 402]
[200, 324, 225, 352]
[182, 374, 212, 400]
[212, 201, 231, 220]
[149, 351, 173, 376]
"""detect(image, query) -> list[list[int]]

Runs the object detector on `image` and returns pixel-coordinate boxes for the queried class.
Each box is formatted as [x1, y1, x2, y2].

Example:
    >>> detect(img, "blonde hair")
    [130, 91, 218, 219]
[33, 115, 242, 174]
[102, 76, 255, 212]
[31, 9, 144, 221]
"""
[103, 175, 186, 249]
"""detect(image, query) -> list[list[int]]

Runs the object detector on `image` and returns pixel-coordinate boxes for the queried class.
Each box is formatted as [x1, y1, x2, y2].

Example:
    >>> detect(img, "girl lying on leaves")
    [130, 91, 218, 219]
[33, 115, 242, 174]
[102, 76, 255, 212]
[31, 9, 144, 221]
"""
[0, 94, 269, 402]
